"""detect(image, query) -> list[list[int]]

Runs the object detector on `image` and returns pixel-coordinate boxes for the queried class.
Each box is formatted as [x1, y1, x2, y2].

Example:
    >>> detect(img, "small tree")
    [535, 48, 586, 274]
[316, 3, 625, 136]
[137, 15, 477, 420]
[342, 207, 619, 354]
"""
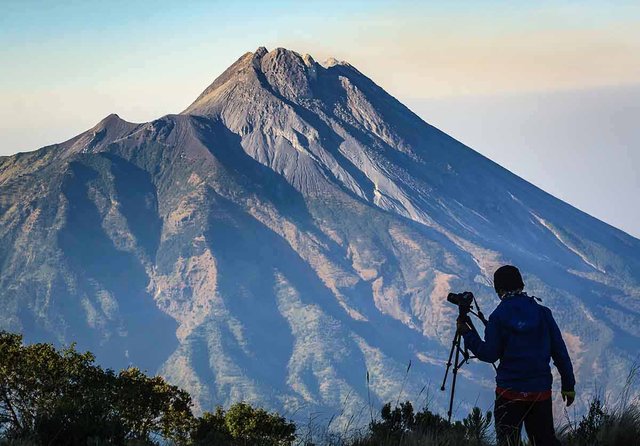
[413, 404, 451, 436]
[114, 367, 193, 443]
[566, 398, 611, 445]
[225, 402, 296, 446]
[369, 401, 415, 442]
[462, 407, 492, 445]
[0, 331, 194, 445]
[191, 407, 233, 445]
[191, 402, 296, 446]
[0, 331, 119, 441]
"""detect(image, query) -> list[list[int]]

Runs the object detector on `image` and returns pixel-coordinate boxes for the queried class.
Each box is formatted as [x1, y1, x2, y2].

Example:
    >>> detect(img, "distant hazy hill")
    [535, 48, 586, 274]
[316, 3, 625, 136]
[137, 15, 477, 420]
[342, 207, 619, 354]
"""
[1, 47, 638, 424]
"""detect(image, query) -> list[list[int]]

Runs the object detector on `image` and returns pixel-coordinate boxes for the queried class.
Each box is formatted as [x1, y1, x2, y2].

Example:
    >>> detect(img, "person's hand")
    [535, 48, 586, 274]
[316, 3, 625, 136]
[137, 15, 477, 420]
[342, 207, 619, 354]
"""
[456, 316, 471, 334]
[561, 390, 575, 407]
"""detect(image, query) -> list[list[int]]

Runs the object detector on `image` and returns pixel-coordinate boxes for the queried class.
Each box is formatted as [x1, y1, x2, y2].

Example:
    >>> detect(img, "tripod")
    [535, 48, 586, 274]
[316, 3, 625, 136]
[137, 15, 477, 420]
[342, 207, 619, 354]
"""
[439, 296, 492, 423]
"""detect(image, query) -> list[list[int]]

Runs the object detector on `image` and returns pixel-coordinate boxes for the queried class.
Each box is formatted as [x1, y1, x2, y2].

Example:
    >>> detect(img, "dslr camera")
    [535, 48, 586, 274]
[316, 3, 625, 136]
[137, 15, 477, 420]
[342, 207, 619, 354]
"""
[446, 291, 474, 310]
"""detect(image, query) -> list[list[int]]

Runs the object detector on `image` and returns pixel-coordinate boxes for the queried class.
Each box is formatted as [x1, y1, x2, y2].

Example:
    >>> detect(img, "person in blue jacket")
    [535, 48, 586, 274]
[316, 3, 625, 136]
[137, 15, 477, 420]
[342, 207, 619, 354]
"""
[458, 265, 576, 446]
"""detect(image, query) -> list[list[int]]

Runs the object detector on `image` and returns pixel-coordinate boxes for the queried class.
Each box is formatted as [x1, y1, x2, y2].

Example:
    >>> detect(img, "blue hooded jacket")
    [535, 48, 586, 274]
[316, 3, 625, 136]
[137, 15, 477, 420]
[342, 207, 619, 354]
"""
[462, 292, 575, 392]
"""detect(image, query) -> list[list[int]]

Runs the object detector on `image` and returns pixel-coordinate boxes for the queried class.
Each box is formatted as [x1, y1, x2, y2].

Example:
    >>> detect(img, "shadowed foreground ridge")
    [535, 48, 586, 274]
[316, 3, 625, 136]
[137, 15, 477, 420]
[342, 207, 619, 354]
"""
[0, 47, 639, 425]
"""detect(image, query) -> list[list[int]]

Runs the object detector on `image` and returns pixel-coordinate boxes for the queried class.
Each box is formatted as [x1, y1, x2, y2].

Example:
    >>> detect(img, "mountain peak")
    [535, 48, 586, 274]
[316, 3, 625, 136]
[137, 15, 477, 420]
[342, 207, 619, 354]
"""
[254, 46, 268, 58]
[96, 113, 125, 128]
[55, 112, 138, 156]
[323, 57, 344, 68]
[181, 46, 428, 164]
[89, 113, 140, 139]
[183, 46, 322, 115]
[252, 47, 317, 69]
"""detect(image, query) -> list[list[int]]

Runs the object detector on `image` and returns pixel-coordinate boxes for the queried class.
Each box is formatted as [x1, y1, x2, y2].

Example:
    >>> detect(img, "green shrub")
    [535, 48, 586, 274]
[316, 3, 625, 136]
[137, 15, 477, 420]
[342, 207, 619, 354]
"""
[347, 401, 491, 446]
[190, 402, 296, 446]
[461, 407, 492, 446]
[0, 331, 192, 445]
[559, 397, 640, 446]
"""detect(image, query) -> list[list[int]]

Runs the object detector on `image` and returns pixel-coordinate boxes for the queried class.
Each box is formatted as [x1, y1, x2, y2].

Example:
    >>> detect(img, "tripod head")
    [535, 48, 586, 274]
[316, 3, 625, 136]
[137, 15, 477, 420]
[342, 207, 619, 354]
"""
[447, 292, 473, 310]
[447, 291, 488, 325]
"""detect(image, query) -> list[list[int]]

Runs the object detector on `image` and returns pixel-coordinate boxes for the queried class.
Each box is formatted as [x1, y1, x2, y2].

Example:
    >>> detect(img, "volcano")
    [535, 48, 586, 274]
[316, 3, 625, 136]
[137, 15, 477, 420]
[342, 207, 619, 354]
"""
[1, 47, 638, 423]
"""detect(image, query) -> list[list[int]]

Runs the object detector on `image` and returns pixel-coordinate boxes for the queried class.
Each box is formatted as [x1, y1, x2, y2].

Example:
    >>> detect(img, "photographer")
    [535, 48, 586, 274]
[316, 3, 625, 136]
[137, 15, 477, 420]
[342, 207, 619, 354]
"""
[457, 265, 575, 446]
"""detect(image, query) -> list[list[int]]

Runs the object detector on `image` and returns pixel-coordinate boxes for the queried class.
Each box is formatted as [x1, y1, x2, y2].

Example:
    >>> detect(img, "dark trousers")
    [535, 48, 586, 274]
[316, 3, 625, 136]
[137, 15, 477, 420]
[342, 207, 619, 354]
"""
[494, 395, 561, 446]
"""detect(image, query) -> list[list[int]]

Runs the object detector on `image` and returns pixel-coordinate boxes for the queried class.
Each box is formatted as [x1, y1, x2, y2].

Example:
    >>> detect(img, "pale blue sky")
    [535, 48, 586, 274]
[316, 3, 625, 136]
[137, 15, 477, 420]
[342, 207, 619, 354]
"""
[1, 0, 639, 236]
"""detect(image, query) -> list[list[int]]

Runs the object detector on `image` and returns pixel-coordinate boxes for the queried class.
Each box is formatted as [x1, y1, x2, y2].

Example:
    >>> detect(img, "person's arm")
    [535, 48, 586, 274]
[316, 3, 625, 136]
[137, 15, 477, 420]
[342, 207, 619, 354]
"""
[461, 311, 503, 363]
[545, 308, 576, 392]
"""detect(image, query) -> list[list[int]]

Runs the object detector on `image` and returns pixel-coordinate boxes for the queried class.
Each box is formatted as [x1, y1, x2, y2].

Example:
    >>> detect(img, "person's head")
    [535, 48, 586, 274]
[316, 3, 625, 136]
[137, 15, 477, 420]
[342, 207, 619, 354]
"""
[493, 265, 524, 298]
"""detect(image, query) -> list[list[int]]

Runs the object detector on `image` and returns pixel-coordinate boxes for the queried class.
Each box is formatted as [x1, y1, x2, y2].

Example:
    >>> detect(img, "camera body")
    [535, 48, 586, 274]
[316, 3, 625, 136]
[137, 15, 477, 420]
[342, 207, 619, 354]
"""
[447, 291, 474, 310]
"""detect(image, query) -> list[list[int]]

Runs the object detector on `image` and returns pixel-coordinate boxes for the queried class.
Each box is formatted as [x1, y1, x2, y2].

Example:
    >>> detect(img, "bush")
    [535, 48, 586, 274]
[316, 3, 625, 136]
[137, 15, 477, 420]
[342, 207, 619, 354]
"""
[461, 407, 492, 446]
[348, 401, 491, 446]
[559, 397, 640, 446]
[191, 402, 296, 446]
[0, 331, 192, 445]
[0, 330, 297, 445]
[190, 407, 232, 444]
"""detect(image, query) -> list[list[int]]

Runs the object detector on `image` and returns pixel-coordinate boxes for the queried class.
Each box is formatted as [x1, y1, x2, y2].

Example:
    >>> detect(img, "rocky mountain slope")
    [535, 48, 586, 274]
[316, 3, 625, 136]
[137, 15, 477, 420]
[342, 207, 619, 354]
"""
[1, 47, 639, 424]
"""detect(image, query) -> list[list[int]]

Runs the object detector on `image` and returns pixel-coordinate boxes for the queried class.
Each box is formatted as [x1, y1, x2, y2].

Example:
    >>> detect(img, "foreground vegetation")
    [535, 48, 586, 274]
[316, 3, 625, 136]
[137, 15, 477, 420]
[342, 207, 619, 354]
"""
[1, 331, 638, 445]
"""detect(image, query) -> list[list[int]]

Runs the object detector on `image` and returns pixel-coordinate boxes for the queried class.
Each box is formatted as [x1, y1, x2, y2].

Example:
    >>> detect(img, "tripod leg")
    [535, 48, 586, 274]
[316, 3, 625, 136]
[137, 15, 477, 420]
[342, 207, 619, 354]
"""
[447, 332, 462, 423]
[440, 330, 458, 391]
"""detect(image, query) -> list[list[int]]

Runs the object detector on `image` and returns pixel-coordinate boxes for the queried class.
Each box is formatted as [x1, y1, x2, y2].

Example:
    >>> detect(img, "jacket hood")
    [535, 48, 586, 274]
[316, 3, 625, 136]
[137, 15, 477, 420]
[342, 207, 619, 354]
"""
[499, 293, 544, 333]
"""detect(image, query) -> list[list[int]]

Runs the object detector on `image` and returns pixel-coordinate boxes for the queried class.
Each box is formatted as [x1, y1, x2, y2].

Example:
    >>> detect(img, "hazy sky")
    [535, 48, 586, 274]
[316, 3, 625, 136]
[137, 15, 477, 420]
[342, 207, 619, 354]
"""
[1, 0, 638, 236]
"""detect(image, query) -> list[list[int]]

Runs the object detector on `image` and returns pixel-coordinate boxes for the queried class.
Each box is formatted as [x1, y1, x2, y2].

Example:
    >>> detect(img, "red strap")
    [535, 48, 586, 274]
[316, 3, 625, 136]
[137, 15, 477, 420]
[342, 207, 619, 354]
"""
[496, 387, 552, 401]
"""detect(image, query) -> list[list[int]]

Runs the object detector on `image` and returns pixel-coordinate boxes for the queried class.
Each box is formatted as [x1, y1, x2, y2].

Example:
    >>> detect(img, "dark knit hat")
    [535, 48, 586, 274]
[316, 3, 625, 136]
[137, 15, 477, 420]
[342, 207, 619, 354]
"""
[494, 265, 525, 294]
